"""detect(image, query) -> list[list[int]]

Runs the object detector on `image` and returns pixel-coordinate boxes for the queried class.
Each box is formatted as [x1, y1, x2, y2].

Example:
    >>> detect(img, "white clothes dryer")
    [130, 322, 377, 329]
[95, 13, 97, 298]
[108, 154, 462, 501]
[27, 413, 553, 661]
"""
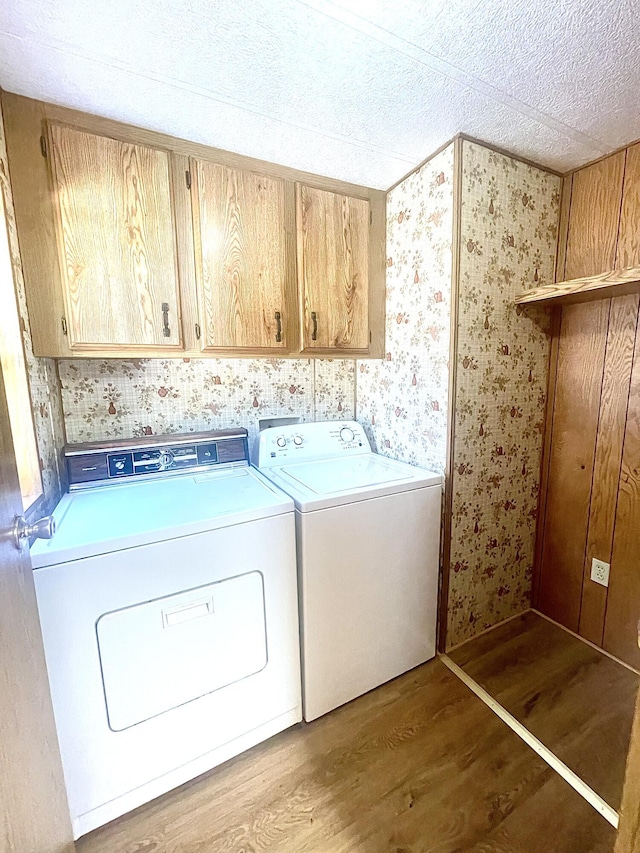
[31, 429, 301, 838]
[254, 421, 442, 722]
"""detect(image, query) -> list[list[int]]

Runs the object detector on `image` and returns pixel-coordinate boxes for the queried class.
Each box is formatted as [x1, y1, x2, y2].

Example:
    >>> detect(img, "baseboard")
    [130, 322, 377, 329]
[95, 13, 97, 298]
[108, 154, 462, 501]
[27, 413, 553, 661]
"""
[445, 608, 532, 654]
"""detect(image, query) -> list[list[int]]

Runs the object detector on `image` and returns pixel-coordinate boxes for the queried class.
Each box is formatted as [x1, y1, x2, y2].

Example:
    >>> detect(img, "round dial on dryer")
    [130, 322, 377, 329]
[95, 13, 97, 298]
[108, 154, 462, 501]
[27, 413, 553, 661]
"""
[340, 427, 355, 443]
[293, 435, 303, 446]
[159, 450, 174, 469]
[276, 436, 287, 448]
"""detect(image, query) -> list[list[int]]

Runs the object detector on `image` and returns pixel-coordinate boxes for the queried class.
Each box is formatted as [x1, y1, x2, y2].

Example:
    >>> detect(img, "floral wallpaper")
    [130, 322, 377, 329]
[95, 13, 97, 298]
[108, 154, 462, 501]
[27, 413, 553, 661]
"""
[58, 357, 355, 452]
[356, 144, 454, 474]
[445, 141, 560, 649]
[0, 104, 66, 514]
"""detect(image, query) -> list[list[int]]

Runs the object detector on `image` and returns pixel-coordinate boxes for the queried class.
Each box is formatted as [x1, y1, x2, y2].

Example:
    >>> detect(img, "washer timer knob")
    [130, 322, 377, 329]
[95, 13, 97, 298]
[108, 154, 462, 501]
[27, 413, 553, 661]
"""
[340, 427, 355, 443]
[293, 435, 303, 446]
[276, 436, 287, 448]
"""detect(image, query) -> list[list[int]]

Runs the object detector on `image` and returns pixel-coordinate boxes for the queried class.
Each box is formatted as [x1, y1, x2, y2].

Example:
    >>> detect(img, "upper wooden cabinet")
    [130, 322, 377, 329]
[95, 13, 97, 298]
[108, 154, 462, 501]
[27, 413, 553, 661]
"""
[297, 185, 370, 353]
[2, 93, 385, 359]
[47, 124, 182, 350]
[191, 160, 297, 352]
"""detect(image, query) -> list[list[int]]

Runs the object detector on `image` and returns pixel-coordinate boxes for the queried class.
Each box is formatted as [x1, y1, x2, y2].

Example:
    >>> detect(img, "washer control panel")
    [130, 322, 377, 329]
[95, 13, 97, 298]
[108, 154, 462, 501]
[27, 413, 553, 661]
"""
[254, 421, 371, 467]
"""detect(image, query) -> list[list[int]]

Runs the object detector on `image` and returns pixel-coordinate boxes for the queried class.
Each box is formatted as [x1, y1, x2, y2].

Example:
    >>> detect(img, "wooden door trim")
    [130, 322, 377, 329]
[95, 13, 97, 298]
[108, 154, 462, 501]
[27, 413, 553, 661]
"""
[438, 135, 463, 652]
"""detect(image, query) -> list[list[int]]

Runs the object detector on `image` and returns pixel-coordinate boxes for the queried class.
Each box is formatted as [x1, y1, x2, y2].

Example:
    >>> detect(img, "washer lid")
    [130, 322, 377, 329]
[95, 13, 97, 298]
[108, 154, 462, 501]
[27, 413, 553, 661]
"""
[267, 453, 442, 511]
[30, 467, 293, 568]
[281, 455, 414, 493]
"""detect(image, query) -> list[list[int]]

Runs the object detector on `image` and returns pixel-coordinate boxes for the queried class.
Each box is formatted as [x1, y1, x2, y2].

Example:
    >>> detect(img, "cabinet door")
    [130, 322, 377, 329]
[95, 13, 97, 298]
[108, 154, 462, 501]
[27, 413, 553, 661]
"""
[191, 160, 296, 351]
[297, 185, 369, 352]
[48, 124, 182, 349]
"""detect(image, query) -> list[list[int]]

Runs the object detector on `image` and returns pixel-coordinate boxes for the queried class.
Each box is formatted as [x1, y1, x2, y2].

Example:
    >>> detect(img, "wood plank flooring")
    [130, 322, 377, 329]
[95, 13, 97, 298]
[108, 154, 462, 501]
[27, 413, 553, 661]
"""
[449, 610, 639, 810]
[78, 658, 615, 853]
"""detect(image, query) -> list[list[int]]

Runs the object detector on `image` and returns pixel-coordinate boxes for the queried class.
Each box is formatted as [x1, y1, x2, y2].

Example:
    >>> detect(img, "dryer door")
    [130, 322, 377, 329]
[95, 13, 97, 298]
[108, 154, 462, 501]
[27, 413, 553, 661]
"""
[96, 571, 267, 730]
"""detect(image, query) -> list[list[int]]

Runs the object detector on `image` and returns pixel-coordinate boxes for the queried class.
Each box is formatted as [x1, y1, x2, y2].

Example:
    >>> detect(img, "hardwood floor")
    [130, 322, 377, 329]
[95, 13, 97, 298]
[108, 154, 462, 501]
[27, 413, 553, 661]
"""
[78, 658, 615, 853]
[449, 610, 639, 810]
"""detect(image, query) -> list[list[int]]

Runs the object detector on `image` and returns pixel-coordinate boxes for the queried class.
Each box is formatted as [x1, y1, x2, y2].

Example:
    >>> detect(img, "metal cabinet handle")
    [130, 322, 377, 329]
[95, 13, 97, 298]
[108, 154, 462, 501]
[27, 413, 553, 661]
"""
[161, 303, 171, 338]
[311, 311, 318, 341]
[275, 311, 282, 343]
[12, 515, 56, 551]
[195, 323, 201, 340]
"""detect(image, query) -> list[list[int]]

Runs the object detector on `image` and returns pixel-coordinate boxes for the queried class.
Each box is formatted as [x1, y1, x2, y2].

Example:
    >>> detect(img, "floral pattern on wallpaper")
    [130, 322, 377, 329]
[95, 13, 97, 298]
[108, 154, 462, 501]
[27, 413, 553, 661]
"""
[356, 144, 454, 474]
[0, 107, 66, 513]
[446, 141, 560, 648]
[59, 357, 355, 452]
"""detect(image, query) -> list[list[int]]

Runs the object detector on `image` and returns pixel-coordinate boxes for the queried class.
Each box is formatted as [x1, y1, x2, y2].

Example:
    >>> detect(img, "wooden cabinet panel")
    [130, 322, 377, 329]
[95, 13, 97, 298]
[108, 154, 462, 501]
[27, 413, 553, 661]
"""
[617, 143, 640, 269]
[578, 295, 639, 645]
[191, 161, 296, 351]
[48, 124, 182, 349]
[537, 301, 609, 630]
[297, 185, 369, 352]
[603, 322, 640, 669]
[564, 153, 625, 280]
[1, 95, 71, 356]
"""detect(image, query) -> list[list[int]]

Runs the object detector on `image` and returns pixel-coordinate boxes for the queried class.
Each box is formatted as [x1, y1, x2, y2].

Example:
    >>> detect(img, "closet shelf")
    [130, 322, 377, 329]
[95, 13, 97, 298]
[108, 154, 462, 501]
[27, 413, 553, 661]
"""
[515, 266, 640, 306]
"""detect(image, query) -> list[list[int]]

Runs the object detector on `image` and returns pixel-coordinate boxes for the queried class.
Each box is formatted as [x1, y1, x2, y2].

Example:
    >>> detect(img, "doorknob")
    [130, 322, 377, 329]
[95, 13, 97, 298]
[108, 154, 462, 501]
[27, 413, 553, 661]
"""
[12, 515, 56, 551]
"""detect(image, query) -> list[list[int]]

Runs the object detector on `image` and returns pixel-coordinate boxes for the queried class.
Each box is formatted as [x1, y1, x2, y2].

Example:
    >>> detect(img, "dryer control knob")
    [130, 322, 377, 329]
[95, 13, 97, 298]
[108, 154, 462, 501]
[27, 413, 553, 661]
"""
[340, 427, 355, 442]
[293, 435, 303, 446]
[276, 436, 287, 448]
[159, 450, 174, 469]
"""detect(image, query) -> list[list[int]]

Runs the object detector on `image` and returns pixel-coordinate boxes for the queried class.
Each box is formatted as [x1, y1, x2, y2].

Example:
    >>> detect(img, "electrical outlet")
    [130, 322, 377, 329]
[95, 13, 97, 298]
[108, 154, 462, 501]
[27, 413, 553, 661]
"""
[591, 558, 610, 587]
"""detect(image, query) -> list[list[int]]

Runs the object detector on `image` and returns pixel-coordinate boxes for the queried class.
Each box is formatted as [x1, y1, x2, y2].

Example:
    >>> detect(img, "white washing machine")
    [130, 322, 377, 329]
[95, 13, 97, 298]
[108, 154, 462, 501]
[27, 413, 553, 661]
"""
[31, 429, 301, 838]
[254, 421, 442, 722]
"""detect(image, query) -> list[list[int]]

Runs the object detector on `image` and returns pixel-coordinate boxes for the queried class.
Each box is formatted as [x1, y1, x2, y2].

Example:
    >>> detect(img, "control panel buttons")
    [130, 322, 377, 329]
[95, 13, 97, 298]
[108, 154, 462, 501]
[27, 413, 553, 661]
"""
[107, 452, 134, 478]
[276, 436, 287, 448]
[196, 443, 219, 465]
[293, 435, 303, 446]
[340, 427, 355, 443]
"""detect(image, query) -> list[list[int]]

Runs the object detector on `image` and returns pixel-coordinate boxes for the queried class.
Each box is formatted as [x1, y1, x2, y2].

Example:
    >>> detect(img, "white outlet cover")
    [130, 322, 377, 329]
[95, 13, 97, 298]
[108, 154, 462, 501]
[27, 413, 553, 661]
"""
[591, 558, 610, 588]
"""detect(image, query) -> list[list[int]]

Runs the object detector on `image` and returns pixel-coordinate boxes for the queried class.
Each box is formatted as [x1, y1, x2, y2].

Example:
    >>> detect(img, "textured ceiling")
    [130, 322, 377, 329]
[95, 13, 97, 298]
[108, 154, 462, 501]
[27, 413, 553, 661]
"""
[1, 0, 638, 189]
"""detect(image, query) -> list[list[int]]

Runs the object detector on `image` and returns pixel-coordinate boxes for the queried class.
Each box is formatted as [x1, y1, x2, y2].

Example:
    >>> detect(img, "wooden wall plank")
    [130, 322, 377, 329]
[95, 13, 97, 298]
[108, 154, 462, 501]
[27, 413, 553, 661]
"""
[537, 301, 609, 630]
[616, 690, 640, 853]
[532, 306, 561, 609]
[564, 152, 625, 280]
[603, 321, 640, 668]
[579, 295, 640, 644]
[532, 175, 572, 608]
[617, 143, 640, 268]
[555, 175, 573, 282]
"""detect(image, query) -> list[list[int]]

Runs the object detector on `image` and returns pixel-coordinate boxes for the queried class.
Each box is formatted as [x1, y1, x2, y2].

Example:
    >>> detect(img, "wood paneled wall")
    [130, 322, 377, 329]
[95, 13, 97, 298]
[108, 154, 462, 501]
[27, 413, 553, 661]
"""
[536, 147, 640, 669]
